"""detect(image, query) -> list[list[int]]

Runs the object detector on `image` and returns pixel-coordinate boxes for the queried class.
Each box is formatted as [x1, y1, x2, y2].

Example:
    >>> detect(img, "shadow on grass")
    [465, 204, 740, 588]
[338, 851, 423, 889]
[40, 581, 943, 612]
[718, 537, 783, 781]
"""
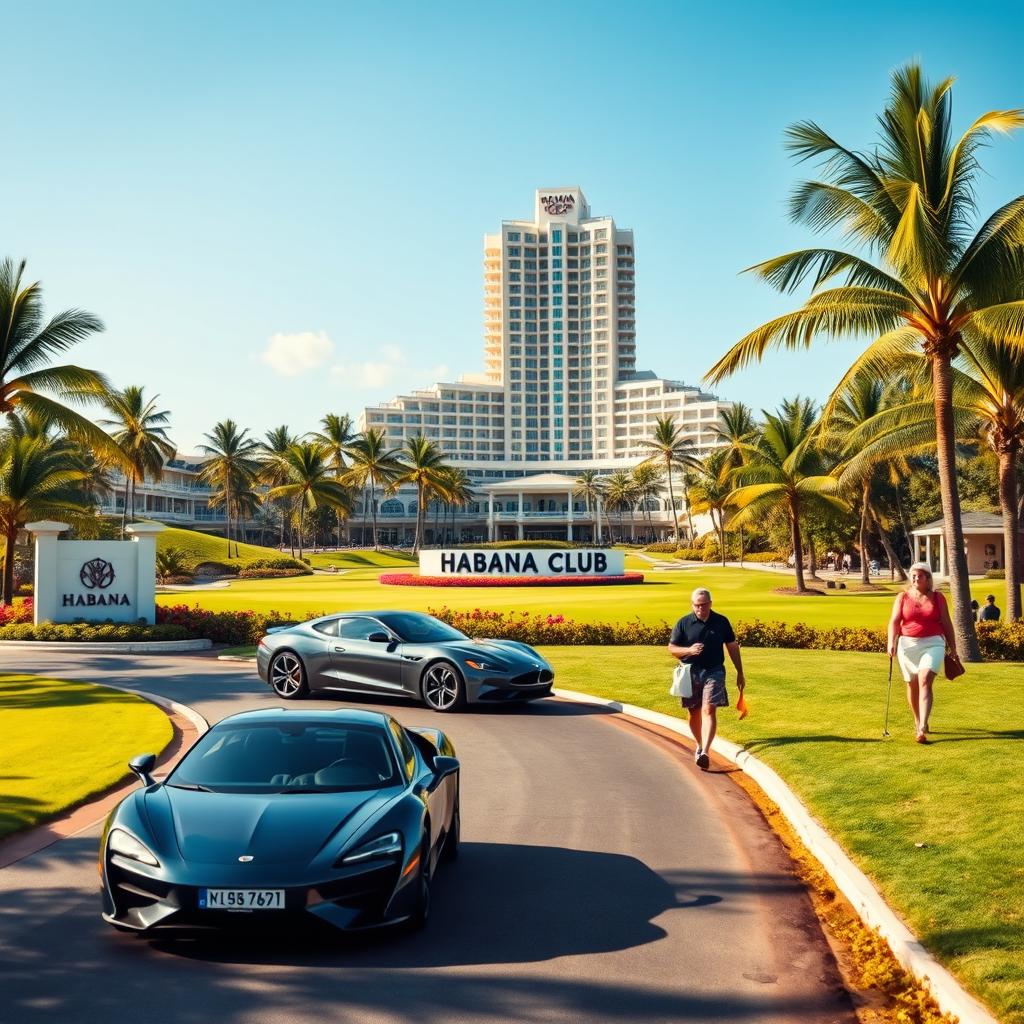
[925, 727, 1024, 744]
[0, 675, 142, 711]
[740, 734, 884, 754]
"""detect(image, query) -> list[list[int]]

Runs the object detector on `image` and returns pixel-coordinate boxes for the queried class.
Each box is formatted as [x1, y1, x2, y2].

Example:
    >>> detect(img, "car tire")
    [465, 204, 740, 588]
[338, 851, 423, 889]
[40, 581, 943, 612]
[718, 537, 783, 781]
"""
[269, 651, 309, 699]
[442, 796, 460, 862]
[420, 660, 465, 713]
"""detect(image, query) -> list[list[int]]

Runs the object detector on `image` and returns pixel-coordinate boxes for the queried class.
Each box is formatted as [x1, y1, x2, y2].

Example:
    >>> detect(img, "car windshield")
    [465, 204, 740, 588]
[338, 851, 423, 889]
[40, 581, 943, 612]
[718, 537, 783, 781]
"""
[376, 612, 467, 644]
[167, 722, 401, 793]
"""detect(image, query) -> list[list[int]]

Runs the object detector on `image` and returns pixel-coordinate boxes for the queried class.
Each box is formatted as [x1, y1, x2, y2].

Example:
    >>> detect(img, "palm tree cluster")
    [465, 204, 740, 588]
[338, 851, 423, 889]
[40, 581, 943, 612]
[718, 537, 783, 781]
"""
[706, 64, 1024, 657]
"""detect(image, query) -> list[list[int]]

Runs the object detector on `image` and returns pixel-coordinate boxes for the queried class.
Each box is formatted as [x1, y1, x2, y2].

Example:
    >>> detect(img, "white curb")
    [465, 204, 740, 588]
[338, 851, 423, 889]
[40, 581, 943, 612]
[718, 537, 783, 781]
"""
[553, 687, 998, 1024]
[0, 639, 212, 654]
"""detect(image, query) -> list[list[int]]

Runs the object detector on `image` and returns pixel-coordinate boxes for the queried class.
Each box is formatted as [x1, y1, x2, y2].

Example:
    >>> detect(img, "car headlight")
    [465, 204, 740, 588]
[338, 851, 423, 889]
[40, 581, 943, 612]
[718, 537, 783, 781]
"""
[464, 658, 508, 672]
[339, 831, 402, 865]
[108, 828, 160, 867]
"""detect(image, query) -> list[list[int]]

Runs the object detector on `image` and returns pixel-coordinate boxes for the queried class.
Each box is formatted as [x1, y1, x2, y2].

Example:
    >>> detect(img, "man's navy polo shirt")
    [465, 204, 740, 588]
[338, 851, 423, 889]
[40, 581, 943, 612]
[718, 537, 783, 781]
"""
[670, 610, 736, 670]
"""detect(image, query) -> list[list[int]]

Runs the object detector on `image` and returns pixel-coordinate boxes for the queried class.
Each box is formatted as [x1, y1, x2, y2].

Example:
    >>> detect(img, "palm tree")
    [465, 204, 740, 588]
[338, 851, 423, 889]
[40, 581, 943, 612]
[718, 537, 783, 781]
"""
[342, 429, 403, 549]
[312, 413, 356, 548]
[631, 461, 664, 543]
[257, 426, 297, 548]
[438, 466, 473, 545]
[710, 402, 756, 562]
[639, 415, 701, 543]
[688, 449, 733, 565]
[98, 385, 176, 537]
[391, 435, 451, 554]
[706, 65, 1024, 660]
[604, 470, 638, 542]
[0, 258, 115, 454]
[729, 399, 847, 592]
[573, 469, 607, 543]
[0, 429, 90, 603]
[265, 441, 355, 561]
[197, 420, 260, 558]
[824, 374, 914, 583]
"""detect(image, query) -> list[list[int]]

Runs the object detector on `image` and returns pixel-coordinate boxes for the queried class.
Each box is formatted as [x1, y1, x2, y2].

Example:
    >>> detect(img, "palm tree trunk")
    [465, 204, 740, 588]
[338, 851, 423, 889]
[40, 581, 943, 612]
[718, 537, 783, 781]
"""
[872, 512, 907, 582]
[808, 529, 819, 579]
[2, 530, 16, 605]
[629, 506, 636, 543]
[998, 446, 1022, 621]
[932, 349, 981, 660]
[297, 505, 304, 561]
[225, 480, 232, 557]
[370, 479, 379, 549]
[739, 526, 745, 566]
[120, 476, 129, 539]
[414, 483, 424, 554]
[859, 481, 871, 585]
[665, 462, 678, 543]
[718, 511, 726, 566]
[895, 488, 914, 562]
[789, 494, 806, 592]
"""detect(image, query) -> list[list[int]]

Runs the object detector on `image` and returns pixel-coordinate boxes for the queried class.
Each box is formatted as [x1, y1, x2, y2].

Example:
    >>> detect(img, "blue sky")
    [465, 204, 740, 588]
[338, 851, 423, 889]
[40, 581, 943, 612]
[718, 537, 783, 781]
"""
[3, 0, 1023, 452]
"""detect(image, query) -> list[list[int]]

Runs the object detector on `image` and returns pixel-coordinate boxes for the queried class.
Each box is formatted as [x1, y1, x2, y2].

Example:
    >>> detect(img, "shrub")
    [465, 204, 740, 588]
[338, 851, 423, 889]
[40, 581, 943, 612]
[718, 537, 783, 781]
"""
[644, 542, 680, 554]
[985, 569, 1006, 579]
[238, 567, 310, 579]
[156, 546, 190, 581]
[743, 551, 788, 563]
[0, 599, 33, 626]
[0, 621, 192, 642]
[193, 561, 241, 576]
[158, 575, 194, 585]
[246, 557, 308, 570]
[675, 548, 703, 560]
[156, 604, 308, 645]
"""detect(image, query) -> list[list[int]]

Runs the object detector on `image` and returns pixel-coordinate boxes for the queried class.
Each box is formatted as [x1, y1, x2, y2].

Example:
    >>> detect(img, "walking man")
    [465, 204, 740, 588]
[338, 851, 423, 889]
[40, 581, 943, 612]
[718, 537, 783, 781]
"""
[979, 594, 1001, 621]
[668, 587, 746, 771]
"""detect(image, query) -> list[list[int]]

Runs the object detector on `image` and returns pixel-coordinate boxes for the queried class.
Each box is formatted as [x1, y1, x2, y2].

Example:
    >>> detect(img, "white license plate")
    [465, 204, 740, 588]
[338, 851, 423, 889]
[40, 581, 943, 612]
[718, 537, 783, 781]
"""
[199, 888, 285, 910]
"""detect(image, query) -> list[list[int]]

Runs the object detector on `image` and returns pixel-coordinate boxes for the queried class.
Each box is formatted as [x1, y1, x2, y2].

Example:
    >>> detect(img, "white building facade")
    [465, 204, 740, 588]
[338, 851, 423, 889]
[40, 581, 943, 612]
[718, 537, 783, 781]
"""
[355, 188, 732, 544]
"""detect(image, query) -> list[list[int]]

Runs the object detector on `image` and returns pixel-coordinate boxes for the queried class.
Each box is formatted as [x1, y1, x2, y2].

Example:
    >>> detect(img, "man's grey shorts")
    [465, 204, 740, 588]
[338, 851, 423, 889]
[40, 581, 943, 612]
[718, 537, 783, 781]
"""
[681, 667, 729, 711]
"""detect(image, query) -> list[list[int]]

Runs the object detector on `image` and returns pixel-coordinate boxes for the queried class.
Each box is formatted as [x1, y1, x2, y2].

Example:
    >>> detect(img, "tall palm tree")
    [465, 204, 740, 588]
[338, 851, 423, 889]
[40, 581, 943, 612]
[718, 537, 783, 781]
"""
[98, 385, 176, 537]
[688, 448, 733, 565]
[710, 402, 756, 561]
[706, 65, 1024, 660]
[604, 470, 638, 542]
[573, 469, 606, 542]
[438, 466, 473, 545]
[265, 441, 355, 561]
[257, 425, 297, 548]
[0, 258, 115, 454]
[729, 399, 847, 592]
[312, 413, 356, 548]
[0, 429, 90, 603]
[639, 415, 701, 543]
[197, 420, 260, 558]
[631, 461, 664, 542]
[342, 429, 403, 549]
[391, 435, 451, 554]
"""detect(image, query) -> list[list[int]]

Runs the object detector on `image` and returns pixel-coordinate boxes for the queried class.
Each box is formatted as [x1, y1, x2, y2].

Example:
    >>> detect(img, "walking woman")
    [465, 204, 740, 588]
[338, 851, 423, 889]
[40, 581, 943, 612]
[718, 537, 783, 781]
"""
[887, 562, 959, 743]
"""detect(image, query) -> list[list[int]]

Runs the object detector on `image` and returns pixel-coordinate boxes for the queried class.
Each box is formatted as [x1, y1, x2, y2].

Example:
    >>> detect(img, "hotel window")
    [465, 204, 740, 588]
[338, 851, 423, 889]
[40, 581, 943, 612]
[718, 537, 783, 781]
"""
[552, 258, 562, 269]
[507, 232, 521, 241]
[568, 232, 578, 242]
[525, 233, 537, 243]
[508, 272, 520, 281]
[552, 246, 562, 257]
[508, 259, 521, 269]
[507, 246, 520, 256]
[595, 228, 608, 240]
[552, 284, 562, 293]
[552, 229, 562, 243]
[552, 271, 562, 281]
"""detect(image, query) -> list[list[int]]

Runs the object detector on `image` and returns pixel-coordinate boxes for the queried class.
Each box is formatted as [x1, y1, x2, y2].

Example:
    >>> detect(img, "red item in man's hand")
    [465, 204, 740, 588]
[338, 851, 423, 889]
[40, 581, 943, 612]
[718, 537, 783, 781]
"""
[736, 693, 749, 720]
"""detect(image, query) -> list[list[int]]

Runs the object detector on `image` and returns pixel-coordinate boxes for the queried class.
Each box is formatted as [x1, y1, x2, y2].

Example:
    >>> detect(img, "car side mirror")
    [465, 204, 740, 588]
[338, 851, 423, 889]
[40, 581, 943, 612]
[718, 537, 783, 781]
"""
[429, 755, 459, 790]
[367, 631, 392, 643]
[129, 753, 157, 787]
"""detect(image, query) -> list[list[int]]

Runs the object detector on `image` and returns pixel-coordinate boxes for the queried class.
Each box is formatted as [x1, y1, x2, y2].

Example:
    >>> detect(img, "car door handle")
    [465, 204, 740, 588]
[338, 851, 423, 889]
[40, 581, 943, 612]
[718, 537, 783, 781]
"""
[332, 646, 346, 653]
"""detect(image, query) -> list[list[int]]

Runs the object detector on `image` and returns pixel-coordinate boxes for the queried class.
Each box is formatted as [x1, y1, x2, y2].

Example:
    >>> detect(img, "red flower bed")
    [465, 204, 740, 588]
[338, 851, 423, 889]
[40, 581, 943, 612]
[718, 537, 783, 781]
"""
[0, 598, 33, 625]
[379, 572, 644, 587]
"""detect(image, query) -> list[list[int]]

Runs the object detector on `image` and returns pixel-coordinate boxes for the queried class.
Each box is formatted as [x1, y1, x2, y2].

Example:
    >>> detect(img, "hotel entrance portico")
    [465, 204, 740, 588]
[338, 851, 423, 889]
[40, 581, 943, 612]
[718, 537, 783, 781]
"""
[483, 473, 605, 543]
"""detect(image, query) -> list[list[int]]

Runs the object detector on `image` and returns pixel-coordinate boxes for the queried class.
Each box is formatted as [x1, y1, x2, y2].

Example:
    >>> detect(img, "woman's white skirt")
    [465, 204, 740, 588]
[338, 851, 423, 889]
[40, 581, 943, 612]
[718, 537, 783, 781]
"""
[897, 634, 945, 681]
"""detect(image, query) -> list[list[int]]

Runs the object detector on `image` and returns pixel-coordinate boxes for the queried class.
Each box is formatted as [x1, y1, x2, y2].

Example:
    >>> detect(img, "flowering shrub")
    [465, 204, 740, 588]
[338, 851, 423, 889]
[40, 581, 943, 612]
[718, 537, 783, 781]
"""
[0, 599, 33, 626]
[157, 604, 303, 645]
[0, 622, 192, 642]
[237, 567, 310, 579]
[978, 620, 1024, 660]
[742, 551, 788, 563]
[427, 607, 670, 645]
[644, 542, 680, 553]
[380, 573, 644, 587]
[246, 557, 309, 570]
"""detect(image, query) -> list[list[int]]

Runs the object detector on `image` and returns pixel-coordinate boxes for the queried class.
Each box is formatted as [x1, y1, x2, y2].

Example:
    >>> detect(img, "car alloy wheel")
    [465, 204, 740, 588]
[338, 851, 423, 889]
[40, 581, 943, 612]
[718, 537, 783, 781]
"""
[421, 661, 464, 713]
[269, 651, 308, 699]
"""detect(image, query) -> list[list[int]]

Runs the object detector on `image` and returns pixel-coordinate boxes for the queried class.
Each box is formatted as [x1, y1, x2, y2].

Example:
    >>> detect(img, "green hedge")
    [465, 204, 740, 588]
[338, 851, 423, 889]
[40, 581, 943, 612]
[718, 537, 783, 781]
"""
[246, 557, 309, 570]
[644, 542, 679, 553]
[237, 567, 311, 579]
[0, 622, 193, 642]
[194, 560, 241, 576]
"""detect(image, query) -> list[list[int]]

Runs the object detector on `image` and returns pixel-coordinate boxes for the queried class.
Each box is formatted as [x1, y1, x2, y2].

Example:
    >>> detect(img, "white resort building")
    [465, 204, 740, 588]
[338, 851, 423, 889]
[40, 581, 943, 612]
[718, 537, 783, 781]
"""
[355, 187, 732, 544]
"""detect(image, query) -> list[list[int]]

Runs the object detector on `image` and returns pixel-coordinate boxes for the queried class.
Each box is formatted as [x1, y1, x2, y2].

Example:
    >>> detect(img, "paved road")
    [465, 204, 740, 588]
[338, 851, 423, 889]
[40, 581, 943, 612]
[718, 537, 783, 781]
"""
[0, 652, 855, 1024]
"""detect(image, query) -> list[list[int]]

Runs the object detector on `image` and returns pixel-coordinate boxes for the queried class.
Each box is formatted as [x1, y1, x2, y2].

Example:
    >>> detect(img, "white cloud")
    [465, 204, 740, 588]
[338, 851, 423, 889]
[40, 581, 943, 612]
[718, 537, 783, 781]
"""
[260, 330, 334, 376]
[330, 345, 450, 391]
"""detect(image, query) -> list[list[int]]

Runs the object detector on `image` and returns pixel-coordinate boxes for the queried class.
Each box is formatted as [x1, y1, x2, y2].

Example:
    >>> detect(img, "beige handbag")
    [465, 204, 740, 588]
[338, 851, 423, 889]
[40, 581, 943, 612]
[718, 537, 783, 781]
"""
[669, 661, 693, 698]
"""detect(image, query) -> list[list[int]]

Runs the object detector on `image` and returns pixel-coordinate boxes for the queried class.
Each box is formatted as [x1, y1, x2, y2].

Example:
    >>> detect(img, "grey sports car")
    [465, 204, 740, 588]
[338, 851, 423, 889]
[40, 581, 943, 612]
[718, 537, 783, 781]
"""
[256, 610, 555, 712]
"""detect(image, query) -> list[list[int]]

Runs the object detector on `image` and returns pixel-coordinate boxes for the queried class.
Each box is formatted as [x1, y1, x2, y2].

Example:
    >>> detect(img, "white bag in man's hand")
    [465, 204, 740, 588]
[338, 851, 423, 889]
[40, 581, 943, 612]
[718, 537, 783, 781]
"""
[669, 661, 692, 698]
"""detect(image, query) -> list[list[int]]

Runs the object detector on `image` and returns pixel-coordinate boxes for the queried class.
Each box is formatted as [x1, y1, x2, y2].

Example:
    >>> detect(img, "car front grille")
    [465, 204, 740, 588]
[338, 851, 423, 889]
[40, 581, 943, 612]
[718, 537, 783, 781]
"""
[510, 669, 554, 687]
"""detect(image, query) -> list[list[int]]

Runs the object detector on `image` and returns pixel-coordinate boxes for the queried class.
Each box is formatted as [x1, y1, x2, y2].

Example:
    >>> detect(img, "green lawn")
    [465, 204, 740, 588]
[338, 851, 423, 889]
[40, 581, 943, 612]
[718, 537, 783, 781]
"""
[158, 562, 1007, 631]
[540, 645, 1023, 1024]
[156, 526, 300, 570]
[0, 674, 173, 838]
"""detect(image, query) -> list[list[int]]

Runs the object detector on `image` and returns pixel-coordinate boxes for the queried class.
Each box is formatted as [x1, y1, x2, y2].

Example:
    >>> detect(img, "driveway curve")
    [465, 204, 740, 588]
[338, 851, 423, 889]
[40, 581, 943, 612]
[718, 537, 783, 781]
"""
[0, 650, 854, 1024]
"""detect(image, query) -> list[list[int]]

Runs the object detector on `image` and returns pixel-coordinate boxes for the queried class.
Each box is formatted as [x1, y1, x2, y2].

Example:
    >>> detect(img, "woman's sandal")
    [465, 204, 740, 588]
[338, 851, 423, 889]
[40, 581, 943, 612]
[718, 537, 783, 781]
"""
[916, 731, 929, 744]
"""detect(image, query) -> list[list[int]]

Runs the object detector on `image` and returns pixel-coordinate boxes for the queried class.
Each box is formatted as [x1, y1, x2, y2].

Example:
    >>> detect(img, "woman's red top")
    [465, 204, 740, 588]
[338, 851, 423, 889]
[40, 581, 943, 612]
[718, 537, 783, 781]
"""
[900, 591, 947, 639]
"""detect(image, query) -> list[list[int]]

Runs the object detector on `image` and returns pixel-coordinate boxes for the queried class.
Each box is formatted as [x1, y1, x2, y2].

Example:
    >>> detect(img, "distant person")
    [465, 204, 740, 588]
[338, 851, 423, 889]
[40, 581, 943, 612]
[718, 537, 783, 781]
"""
[887, 562, 959, 744]
[668, 587, 746, 772]
[970, 599, 980, 621]
[979, 594, 1001, 622]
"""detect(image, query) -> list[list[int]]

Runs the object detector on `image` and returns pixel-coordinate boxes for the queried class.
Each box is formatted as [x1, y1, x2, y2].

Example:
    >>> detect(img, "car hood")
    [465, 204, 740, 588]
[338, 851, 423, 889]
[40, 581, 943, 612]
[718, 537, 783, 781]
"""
[444, 638, 547, 667]
[152, 787, 394, 866]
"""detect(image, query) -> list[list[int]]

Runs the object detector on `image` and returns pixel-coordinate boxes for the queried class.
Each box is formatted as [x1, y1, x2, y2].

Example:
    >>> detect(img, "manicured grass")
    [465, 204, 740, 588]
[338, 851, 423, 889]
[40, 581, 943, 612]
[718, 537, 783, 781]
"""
[540, 645, 1023, 1024]
[0, 674, 173, 839]
[303, 549, 418, 570]
[159, 562, 1011, 633]
[156, 526, 300, 570]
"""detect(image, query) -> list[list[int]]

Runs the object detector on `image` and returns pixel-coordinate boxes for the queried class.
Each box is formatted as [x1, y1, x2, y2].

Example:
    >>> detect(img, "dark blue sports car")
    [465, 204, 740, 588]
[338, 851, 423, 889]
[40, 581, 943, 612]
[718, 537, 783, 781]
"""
[101, 707, 459, 934]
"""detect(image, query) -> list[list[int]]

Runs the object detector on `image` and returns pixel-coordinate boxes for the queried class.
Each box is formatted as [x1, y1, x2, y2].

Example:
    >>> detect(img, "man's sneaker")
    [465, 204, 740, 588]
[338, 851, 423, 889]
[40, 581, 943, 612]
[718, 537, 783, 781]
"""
[696, 751, 710, 771]
[694, 746, 703, 764]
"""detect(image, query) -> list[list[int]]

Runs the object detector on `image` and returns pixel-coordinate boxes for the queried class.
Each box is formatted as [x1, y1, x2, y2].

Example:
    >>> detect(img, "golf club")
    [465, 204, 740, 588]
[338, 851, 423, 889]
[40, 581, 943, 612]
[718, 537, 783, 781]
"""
[883, 655, 893, 737]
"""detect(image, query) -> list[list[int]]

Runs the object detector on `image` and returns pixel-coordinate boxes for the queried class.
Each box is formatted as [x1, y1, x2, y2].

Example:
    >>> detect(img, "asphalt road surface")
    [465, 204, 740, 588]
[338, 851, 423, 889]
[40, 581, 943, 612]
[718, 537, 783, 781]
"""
[0, 651, 855, 1024]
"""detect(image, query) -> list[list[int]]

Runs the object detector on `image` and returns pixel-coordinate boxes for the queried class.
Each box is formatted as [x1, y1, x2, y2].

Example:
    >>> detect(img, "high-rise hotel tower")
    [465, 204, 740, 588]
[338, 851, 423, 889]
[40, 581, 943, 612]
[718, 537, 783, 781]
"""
[482, 187, 634, 462]
[360, 187, 731, 477]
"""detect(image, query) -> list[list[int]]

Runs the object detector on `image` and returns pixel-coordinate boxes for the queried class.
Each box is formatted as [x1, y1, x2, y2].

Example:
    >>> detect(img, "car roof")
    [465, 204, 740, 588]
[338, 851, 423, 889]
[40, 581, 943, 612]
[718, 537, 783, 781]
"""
[313, 610, 432, 620]
[214, 707, 393, 729]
